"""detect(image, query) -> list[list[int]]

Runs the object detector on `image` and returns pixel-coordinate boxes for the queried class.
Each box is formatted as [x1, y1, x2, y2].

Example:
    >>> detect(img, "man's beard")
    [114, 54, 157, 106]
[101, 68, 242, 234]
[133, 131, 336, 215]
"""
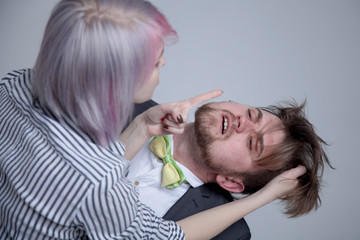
[194, 104, 236, 173]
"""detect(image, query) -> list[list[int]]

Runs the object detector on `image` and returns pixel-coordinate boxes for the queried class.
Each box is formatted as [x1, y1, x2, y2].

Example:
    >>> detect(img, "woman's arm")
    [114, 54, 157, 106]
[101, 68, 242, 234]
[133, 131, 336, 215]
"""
[177, 165, 306, 240]
[119, 112, 151, 160]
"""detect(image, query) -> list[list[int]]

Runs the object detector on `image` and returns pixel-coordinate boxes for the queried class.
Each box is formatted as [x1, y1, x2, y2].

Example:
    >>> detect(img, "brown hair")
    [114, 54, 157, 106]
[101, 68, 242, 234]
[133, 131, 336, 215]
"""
[240, 100, 333, 217]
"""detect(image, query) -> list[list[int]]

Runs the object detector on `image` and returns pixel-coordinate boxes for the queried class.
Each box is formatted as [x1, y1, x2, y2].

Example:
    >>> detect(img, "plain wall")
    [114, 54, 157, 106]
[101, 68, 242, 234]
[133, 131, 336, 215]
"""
[1, 0, 359, 239]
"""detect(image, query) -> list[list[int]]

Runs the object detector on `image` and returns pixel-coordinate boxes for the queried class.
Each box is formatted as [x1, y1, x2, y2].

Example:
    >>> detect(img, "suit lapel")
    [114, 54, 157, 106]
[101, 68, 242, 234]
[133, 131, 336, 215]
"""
[163, 183, 231, 221]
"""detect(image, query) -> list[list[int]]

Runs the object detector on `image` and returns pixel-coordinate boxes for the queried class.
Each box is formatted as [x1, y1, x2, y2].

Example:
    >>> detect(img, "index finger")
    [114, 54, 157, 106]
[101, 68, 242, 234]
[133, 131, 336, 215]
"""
[184, 89, 223, 111]
[283, 165, 307, 179]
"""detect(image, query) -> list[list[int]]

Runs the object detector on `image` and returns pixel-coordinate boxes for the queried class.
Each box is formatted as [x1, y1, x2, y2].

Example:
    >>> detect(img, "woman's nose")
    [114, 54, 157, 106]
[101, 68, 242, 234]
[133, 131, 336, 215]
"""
[160, 56, 166, 67]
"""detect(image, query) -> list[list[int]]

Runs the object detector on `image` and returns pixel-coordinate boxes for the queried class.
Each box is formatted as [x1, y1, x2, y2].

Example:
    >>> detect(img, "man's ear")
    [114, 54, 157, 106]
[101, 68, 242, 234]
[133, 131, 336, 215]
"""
[215, 175, 245, 193]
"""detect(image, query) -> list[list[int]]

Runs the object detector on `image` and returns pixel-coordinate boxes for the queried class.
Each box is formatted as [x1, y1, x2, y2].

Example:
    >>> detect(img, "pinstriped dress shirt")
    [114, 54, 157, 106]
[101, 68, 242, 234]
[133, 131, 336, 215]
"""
[0, 69, 184, 239]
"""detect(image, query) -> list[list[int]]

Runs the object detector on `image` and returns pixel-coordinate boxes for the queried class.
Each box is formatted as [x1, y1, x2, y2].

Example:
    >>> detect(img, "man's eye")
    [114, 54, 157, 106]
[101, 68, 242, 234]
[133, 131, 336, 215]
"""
[249, 137, 252, 150]
[247, 109, 252, 120]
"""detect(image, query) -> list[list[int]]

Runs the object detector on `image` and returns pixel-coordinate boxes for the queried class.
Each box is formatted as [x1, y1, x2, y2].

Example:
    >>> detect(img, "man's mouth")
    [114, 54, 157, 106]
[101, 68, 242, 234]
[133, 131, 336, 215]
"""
[222, 116, 228, 134]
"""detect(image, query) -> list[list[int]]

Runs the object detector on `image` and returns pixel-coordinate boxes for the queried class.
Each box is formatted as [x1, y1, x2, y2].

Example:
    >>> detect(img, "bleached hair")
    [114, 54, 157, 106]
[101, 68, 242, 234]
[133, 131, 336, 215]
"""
[33, 0, 177, 146]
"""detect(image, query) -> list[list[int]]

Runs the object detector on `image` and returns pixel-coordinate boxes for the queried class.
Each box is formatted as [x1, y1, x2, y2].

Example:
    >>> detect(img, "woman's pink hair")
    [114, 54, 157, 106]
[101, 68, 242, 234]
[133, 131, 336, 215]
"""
[33, 0, 178, 146]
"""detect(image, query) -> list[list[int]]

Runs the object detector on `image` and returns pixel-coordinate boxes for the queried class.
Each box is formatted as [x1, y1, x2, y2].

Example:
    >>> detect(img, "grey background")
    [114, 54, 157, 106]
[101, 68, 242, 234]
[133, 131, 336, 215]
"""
[1, 0, 359, 239]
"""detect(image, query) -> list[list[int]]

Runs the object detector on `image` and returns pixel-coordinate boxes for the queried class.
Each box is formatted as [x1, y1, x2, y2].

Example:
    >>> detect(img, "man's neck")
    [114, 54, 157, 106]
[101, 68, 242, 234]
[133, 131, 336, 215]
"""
[172, 123, 216, 183]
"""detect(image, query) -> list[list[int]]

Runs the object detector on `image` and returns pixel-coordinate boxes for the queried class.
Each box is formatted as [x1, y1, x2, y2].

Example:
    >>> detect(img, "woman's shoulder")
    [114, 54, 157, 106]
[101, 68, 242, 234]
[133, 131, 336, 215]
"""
[1, 68, 31, 83]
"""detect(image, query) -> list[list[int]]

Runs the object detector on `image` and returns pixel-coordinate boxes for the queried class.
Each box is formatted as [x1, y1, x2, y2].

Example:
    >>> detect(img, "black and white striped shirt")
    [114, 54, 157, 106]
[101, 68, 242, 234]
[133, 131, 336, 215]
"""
[0, 69, 184, 239]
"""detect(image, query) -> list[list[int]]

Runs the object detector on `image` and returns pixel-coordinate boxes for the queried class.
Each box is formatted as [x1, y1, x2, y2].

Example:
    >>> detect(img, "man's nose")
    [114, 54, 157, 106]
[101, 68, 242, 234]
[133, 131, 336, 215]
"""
[235, 116, 255, 133]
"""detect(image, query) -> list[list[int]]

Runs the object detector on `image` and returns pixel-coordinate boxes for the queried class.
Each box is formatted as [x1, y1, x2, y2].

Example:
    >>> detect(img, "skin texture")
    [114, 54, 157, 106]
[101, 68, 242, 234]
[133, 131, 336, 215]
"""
[133, 46, 166, 103]
[195, 101, 285, 174]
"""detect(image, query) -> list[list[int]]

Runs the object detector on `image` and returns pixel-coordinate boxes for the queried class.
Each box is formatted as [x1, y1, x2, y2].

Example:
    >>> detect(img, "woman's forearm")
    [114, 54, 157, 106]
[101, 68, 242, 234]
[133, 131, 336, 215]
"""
[177, 165, 306, 239]
[177, 187, 274, 239]
[120, 114, 150, 160]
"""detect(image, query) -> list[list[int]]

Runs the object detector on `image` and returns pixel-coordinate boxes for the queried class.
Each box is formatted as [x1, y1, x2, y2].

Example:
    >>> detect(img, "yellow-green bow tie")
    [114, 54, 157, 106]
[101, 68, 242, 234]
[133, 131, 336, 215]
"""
[149, 135, 186, 189]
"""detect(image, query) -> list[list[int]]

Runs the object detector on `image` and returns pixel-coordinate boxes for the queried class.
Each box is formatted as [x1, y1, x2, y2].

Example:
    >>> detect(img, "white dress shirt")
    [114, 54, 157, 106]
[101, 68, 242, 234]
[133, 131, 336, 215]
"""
[126, 135, 203, 217]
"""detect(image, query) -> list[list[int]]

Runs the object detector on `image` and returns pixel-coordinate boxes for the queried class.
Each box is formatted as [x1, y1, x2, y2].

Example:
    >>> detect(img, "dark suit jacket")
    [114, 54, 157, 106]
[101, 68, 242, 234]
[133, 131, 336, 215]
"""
[163, 183, 251, 240]
[130, 100, 251, 240]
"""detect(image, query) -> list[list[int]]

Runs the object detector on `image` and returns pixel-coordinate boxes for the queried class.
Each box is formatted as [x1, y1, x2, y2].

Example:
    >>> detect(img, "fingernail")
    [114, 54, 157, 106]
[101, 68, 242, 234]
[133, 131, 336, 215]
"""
[163, 125, 169, 129]
[177, 115, 183, 123]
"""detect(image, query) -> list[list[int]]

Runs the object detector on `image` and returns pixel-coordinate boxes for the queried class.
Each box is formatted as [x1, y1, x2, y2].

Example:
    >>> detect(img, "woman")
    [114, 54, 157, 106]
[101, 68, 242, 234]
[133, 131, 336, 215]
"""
[0, 0, 304, 239]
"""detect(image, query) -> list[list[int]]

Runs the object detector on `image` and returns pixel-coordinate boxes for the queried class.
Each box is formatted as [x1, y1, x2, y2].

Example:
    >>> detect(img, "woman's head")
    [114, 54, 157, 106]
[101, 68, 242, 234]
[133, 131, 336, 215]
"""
[33, 0, 177, 146]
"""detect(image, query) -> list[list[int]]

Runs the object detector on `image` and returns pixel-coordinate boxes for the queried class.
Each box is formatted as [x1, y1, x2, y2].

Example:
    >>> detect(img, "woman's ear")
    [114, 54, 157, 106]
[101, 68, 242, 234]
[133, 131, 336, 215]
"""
[215, 175, 245, 193]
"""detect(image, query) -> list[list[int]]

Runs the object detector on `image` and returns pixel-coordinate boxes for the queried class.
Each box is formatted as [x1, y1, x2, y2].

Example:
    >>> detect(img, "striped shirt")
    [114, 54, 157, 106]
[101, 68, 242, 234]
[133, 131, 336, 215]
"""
[0, 69, 184, 239]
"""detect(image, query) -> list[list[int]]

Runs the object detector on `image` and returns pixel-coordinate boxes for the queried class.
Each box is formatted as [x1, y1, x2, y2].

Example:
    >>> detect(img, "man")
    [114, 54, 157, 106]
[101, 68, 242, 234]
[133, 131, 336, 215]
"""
[127, 99, 331, 239]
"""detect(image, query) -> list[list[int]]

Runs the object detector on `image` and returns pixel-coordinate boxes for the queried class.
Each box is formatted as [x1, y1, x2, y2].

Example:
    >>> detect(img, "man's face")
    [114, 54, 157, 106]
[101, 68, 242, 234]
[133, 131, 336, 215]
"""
[194, 101, 285, 175]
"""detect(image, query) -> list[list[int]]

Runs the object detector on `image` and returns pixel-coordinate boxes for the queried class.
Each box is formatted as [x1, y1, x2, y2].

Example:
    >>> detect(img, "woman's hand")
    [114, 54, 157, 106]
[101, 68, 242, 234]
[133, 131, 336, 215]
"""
[120, 89, 222, 160]
[142, 89, 223, 137]
[177, 165, 306, 240]
[262, 165, 307, 200]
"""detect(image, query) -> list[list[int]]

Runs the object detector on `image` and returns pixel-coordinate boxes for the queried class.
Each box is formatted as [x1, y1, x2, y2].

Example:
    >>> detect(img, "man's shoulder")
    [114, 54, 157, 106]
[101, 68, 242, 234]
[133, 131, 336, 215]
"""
[163, 183, 236, 219]
[164, 183, 251, 240]
[200, 183, 235, 201]
[133, 100, 158, 115]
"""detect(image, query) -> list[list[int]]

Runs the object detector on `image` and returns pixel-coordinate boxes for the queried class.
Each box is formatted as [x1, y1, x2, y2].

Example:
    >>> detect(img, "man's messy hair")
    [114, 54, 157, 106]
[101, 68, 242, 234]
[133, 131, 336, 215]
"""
[241, 100, 333, 217]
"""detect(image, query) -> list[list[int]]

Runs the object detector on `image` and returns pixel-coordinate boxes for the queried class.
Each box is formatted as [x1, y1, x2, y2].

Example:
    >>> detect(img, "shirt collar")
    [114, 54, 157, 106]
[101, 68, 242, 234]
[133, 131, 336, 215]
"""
[177, 161, 203, 188]
[167, 135, 203, 188]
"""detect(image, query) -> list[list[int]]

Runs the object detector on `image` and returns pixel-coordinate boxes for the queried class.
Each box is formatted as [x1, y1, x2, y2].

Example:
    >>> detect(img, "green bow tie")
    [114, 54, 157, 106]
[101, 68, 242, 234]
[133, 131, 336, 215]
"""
[149, 135, 186, 189]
